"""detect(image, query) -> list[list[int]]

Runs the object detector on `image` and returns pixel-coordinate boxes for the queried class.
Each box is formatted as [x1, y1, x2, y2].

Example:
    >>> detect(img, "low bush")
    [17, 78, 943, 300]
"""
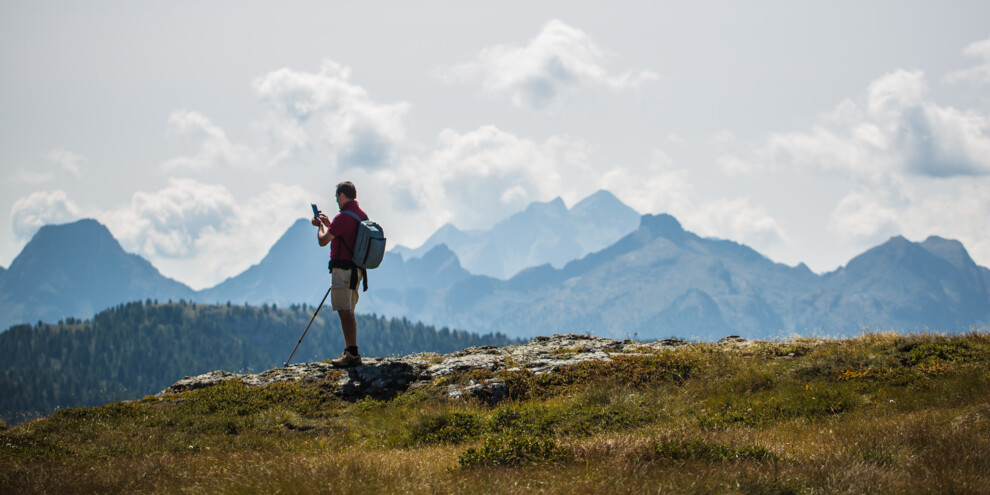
[699, 384, 864, 430]
[457, 434, 567, 468]
[501, 350, 701, 400]
[652, 438, 779, 463]
[409, 411, 483, 446]
[903, 339, 987, 366]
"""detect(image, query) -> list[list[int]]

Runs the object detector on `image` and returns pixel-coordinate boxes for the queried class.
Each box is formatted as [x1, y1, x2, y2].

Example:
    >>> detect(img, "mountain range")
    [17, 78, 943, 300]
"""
[363, 214, 990, 339]
[2, 191, 989, 339]
[391, 190, 640, 278]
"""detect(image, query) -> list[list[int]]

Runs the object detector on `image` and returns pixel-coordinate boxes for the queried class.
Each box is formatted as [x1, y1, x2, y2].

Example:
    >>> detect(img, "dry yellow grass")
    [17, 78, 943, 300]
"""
[2, 332, 989, 494]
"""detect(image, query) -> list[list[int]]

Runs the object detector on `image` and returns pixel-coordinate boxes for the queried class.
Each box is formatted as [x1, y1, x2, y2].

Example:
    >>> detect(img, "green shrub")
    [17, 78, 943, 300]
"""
[790, 346, 898, 381]
[652, 438, 779, 463]
[502, 351, 700, 400]
[174, 380, 336, 421]
[699, 385, 864, 430]
[458, 434, 567, 468]
[749, 342, 817, 359]
[904, 339, 986, 366]
[409, 411, 483, 445]
[51, 401, 143, 423]
[485, 405, 557, 436]
[561, 403, 652, 436]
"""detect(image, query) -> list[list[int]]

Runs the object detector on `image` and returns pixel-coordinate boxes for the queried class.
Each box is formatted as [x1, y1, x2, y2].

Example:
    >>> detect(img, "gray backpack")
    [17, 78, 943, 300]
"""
[341, 211, 386, 270]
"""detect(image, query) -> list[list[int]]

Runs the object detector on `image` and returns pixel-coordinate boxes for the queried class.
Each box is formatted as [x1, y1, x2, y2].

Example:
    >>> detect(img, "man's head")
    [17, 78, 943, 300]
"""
[335, 181, 357, 209]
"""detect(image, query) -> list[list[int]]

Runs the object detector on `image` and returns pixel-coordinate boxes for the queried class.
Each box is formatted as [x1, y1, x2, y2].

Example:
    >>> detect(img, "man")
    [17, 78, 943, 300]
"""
[312, 181, 367, 367]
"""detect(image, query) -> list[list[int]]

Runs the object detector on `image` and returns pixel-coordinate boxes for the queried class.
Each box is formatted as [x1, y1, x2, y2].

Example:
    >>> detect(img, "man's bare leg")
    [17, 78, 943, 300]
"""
[338, 309, 357, 348]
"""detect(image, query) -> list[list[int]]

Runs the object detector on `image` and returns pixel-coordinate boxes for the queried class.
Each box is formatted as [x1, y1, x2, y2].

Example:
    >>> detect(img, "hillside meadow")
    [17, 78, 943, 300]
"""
[2, 331, 989, 494]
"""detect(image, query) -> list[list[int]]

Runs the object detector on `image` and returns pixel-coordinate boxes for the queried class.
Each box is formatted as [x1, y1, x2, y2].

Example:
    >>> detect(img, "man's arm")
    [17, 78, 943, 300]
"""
[312, 213, 334, 247]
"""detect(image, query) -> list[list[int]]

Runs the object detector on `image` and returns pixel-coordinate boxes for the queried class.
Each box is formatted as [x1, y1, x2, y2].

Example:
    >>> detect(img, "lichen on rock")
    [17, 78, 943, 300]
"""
[157, 333, 695, 404]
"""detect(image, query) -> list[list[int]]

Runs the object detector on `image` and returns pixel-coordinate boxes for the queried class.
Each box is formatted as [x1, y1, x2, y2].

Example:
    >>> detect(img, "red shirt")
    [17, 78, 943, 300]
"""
[327, 200, 367, 261]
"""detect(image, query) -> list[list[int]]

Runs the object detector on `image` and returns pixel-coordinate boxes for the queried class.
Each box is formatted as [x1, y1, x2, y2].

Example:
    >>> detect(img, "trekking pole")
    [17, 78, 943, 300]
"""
[284, 286, 332, 367]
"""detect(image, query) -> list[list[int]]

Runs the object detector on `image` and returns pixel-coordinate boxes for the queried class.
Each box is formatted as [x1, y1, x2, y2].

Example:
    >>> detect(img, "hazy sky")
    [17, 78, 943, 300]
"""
[3, 1, 989, 289]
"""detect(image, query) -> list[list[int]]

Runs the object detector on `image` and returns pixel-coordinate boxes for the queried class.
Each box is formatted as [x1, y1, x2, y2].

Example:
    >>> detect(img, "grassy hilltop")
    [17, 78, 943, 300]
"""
[2, 332, 989, 494]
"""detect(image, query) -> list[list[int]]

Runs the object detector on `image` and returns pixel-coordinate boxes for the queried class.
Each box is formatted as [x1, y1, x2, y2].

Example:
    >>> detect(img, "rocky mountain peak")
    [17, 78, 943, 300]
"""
[921, 235, 978, 273]
[638, 213, 688, 243]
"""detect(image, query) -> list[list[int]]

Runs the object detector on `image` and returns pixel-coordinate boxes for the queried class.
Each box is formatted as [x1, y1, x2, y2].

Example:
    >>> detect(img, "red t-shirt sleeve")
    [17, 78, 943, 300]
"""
[328, 213, 347, 237]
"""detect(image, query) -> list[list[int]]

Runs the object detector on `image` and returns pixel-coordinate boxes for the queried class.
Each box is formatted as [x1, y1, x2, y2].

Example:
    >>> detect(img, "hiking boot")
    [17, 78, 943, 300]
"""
[331, 350, 362, 368]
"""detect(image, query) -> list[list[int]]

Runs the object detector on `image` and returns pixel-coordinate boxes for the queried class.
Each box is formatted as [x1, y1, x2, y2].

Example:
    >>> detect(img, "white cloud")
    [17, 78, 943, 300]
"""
[440, 19, 658, 110]
[602, 149, 692, 215]
[712, 58, 990, 266]
[602, 149, 790, 251]
[686, 198, 790, 249]
[157, 60, 409, 172]
[10, 190, 83, 240]
[252, 60, 410, 168]
[161, 110, 257, 171]
[45, 149, 84, 176]
[377, 125, 597, 231]
[825, 179, 990, 267]
[104, 177, 238, 258]
[100, 178, 311, 289]
[726, 69, 990, 178]
[827, 188, 902, 244]
[901, 181, 990, 266]
[946, 35, 990, 85]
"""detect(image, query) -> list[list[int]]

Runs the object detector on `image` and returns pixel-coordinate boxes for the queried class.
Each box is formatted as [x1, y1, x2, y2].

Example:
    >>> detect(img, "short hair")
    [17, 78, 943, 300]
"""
[335, 181, 357, 200]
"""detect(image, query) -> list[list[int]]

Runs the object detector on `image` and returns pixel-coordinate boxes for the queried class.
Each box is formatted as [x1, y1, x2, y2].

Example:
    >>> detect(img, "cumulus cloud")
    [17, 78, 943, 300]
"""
[376, 125, 596, 230]
[602, 149, 692, 215]
[710, 57, 990, 263]
[946, 35, 990, 85]
[900, 181, 990, 265]
[686, 198, 791, 248]
[101, 178, 311, 289]
[601, 149, 789, 250]
[727, 69, 990, 178]
[161, 110, 257, 171]
[10, 190, 83, 240]
[826, 179, 990, 266]
[252, 60, 410, 168]
[440, 19, 659, 110]
[827, 188, 903, 244]
[105, 178, 238, 258]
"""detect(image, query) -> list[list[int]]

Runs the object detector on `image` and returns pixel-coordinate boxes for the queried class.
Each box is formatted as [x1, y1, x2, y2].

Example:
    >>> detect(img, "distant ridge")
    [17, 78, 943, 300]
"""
[0, 219, 194, 331]
[2, 196, 989, 339]
[362, 214, 990, 340]
[391, 189, 640, 279]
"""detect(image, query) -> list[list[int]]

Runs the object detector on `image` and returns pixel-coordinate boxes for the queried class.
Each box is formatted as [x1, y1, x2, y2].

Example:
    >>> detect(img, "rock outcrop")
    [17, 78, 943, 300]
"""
[158, 334, 691, 404]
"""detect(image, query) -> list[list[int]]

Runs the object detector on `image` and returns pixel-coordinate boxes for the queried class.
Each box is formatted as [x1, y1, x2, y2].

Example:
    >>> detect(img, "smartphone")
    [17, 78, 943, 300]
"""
[311, 204, 320, 218]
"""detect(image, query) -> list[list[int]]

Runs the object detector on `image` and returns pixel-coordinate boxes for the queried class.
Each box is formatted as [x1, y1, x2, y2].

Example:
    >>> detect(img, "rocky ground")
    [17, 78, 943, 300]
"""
[158, 333, 707, 404]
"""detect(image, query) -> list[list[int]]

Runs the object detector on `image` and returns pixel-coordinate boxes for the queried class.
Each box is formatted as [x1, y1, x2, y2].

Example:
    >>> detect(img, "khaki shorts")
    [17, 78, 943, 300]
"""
[330, 267, 361, 311]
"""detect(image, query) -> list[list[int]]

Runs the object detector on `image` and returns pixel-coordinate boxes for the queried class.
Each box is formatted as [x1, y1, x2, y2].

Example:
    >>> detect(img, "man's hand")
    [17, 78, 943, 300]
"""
[312, 213, 330, 227]
[315, 213, 334, 247]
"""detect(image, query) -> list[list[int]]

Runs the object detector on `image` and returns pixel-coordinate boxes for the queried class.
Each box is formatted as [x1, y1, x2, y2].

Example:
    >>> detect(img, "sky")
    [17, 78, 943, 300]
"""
[2, 1, 990, 289]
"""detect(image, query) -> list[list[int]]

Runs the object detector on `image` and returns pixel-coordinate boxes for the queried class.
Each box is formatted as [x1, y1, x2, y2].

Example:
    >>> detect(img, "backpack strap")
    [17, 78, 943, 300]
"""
[342, 210, 367, 222]
[329, 259, 367, 292]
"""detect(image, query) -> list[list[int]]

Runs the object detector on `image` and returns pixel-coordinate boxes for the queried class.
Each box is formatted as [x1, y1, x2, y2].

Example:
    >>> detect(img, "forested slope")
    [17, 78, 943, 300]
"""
[0, 300, 518, 424]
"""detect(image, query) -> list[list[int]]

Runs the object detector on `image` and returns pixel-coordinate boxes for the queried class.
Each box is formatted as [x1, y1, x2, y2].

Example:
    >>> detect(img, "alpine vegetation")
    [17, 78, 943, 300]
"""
[2, 331, 988, 493]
